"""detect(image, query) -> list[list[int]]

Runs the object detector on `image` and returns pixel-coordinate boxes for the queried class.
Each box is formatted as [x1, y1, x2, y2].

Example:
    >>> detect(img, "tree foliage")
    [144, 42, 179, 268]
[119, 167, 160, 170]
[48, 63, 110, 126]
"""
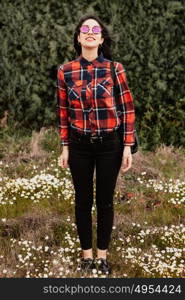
[0, 0, 184, 150]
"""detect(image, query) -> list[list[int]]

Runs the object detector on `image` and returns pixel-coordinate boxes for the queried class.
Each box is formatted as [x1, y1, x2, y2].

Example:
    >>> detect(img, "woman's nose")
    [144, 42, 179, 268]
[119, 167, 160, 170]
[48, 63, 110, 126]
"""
[88, 28, 94, 34]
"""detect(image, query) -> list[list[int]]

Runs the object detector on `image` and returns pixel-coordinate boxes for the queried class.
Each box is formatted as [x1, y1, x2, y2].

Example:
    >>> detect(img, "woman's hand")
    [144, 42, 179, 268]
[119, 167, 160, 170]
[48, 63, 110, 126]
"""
[58, 146, 69, 168]
[122, 146, 132, 172]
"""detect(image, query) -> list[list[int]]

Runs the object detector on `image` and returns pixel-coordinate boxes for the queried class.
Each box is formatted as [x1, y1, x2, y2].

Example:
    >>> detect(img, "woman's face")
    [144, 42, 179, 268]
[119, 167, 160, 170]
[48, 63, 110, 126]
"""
[77, 18, 104, 51]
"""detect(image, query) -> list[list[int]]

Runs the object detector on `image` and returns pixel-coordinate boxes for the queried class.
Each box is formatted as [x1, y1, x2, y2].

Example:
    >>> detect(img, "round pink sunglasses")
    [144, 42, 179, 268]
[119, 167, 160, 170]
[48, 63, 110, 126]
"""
[80, 25, 102, 34]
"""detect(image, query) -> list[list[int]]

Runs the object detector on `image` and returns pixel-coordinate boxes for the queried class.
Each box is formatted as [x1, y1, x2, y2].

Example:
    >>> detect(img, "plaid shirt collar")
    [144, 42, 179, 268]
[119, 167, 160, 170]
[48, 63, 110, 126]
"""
[77, 52, 105, 67]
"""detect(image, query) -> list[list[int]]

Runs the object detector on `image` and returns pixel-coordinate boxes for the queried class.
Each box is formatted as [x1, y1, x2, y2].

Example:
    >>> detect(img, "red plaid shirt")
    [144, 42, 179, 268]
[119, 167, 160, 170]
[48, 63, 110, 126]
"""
[57, 52, 135, 146]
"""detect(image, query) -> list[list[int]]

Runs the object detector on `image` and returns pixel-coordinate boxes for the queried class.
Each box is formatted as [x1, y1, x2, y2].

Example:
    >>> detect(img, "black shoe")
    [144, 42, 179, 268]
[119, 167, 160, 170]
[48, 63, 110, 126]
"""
[78, 258, 96, 273]
[96, 258, 111, 275]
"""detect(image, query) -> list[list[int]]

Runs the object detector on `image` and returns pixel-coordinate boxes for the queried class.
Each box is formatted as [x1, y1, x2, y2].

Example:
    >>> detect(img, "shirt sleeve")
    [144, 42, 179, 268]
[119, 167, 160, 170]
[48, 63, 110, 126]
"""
[56, 64, 69, 146]
[114, 62, 136, 146]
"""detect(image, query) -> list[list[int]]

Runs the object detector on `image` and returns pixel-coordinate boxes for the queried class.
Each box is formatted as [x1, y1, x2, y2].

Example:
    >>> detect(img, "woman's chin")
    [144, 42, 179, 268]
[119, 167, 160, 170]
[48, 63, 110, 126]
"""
[83, 44, 98, 49]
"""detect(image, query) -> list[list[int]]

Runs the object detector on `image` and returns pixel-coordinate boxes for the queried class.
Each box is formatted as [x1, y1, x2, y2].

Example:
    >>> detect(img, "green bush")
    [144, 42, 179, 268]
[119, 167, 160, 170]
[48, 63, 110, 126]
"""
[0, 0, 184, 150]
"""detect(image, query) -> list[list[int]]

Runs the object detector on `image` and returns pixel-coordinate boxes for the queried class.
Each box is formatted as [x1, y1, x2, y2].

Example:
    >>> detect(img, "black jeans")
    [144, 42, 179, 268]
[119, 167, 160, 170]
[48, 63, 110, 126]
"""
[68, 128, 124, 250]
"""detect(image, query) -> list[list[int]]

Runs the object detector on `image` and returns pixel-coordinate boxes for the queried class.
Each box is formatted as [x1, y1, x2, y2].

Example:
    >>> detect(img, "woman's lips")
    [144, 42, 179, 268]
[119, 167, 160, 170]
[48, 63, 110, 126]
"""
[86, 37, 95, 41]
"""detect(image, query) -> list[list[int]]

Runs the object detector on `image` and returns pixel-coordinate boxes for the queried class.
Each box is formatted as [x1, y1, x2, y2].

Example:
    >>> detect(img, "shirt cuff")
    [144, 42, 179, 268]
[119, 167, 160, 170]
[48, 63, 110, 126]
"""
[124, 143, 134, 146]
[61, 141, 69, 146]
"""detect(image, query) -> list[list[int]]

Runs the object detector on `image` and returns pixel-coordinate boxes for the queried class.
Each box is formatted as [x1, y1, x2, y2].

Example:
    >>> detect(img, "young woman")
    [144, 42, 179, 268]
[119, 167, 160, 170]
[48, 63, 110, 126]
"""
[57, 14, 136, 275]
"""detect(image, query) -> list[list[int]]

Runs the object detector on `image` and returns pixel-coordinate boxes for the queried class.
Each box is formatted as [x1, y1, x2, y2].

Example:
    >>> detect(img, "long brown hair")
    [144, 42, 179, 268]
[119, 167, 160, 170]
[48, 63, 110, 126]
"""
[73, 14, 113, 60]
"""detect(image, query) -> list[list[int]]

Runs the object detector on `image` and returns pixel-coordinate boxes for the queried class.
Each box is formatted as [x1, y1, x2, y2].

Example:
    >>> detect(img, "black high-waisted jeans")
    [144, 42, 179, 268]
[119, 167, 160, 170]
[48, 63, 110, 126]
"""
[68, 127, 124, 250]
